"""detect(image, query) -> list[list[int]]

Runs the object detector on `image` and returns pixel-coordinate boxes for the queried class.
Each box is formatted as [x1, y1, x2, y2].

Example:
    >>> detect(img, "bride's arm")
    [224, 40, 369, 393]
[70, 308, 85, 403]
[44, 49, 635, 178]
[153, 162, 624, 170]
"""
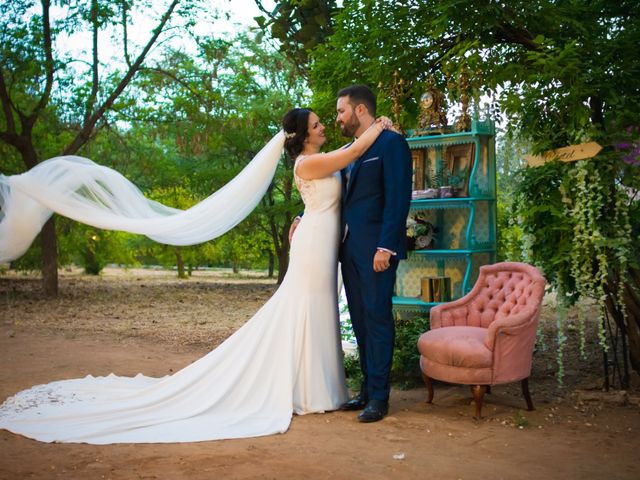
[296, 118, 390, 180]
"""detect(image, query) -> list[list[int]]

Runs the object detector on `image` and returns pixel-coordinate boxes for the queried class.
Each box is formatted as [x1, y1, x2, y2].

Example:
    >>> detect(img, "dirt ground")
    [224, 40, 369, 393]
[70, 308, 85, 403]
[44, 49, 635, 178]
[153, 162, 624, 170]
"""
[0, 267, 639, 480]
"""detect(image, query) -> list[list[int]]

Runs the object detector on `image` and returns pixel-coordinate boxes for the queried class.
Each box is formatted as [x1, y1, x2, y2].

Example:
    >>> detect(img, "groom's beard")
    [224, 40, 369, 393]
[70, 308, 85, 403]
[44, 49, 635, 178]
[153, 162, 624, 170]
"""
[339, 117, 360, 138]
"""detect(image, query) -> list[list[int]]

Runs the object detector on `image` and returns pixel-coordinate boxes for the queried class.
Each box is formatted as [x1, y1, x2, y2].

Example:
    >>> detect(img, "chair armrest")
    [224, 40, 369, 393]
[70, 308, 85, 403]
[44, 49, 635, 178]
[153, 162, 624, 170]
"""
[484, 305, 541, 351]
[430, 295, 474, 329]
[489, 307, 542, 384]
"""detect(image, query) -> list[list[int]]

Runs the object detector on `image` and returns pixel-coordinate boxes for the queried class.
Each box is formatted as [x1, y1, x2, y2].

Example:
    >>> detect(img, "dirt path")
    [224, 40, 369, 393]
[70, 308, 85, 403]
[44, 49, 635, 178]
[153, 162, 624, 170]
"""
[0, 269, 638, 479]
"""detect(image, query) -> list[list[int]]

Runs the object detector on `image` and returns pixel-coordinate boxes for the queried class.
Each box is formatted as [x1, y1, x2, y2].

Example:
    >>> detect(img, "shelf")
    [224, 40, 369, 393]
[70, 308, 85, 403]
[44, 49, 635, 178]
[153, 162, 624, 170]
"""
[392, 296, 439, 312]
[396, 119, 496, 319]
[410, 197, 494, 211]
[409, 248, 494, 256]
[406, 120, 495, 148]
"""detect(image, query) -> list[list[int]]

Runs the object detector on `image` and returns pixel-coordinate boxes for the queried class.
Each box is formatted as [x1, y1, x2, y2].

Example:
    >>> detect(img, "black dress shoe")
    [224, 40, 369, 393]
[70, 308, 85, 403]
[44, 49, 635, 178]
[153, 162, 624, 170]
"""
[357, 400, 389, 423]
[339, 393, 368, 411]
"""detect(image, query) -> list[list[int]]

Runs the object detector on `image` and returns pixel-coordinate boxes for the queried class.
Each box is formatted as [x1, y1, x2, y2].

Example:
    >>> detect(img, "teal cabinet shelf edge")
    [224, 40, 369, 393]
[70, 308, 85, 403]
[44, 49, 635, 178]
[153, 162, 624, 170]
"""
[409, 197, 494, 211]
[406, 119, 495, 148]
[392, 296, 437, 312]
[410, 248, 495, 256]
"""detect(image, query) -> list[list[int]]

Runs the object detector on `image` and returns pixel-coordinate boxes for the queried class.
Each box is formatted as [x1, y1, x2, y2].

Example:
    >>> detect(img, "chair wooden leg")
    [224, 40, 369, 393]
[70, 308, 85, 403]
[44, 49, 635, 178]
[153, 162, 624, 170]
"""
[521, 378, 534, 411]
[470, 385, 487, 419]
[421, 372, 434, 404]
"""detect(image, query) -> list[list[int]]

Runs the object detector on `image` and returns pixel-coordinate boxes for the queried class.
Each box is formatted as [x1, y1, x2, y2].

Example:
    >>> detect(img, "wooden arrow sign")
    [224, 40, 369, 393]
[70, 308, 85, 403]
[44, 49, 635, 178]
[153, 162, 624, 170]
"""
[524, 142, 603, 167]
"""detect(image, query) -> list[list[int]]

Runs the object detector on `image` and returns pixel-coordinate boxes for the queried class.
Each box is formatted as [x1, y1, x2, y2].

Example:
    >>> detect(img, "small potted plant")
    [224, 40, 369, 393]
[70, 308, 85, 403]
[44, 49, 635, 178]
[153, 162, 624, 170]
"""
[448, 167, 468, 197]
[434, 168, 453, 198]
[421, 166, 439, 199]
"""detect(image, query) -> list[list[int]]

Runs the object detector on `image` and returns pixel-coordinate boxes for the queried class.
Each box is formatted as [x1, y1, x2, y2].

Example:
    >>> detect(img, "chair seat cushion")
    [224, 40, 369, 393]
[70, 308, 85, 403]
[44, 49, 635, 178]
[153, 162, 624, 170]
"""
[417, 326, 492, 369]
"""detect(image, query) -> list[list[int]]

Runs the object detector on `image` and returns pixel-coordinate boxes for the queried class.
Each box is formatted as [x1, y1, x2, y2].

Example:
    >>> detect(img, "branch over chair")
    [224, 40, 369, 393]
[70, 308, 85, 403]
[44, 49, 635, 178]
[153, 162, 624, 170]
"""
[416, 262, 546, 418]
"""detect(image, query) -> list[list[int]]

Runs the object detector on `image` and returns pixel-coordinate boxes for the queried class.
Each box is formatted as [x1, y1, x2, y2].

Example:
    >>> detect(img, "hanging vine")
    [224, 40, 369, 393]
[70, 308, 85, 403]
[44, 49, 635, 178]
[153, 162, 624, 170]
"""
[513, 148, 635, 385]
[564, 160, 609, 352]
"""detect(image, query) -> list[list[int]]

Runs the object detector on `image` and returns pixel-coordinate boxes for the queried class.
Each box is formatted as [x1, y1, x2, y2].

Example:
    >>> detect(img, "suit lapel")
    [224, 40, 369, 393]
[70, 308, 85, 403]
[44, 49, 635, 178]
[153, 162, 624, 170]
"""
[344, 134, 380, 201]
[346, 156, 364, 196]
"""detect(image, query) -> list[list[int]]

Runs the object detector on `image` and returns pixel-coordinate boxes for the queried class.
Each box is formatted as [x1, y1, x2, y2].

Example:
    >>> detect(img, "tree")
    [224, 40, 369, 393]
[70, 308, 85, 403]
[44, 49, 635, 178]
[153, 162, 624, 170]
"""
[0, 0, 184, 295]
[130, 32, 307, 282]
[254, 0, 338, 77]
[278, 0, 640, 376]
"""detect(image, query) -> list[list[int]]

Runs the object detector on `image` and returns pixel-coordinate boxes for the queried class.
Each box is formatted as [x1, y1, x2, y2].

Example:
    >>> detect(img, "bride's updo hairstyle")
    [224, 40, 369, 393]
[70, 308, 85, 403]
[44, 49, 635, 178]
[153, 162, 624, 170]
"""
[282, 108, 312, 159]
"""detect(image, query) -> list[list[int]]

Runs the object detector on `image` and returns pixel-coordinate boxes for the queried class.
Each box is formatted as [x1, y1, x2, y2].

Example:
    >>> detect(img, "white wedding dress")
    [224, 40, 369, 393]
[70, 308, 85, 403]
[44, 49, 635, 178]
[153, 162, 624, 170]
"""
[0, 159, 347, 444]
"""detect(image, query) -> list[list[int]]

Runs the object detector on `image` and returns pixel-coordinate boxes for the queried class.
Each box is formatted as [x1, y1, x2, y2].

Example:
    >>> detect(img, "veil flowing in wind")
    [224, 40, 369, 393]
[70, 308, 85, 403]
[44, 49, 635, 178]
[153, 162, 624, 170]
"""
[0, 131, 286, 263]
[0, 128, 350, 444]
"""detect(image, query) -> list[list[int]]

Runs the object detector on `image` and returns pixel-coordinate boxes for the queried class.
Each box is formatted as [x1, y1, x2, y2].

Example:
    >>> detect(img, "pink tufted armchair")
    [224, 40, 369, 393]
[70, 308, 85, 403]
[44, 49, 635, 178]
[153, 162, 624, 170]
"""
[417, 262, 546, 419]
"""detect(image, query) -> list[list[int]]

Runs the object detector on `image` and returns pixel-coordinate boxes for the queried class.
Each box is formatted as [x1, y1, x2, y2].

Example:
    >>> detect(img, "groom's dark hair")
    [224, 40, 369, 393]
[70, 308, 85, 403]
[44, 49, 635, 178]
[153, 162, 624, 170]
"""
[337, 85, 376, 116]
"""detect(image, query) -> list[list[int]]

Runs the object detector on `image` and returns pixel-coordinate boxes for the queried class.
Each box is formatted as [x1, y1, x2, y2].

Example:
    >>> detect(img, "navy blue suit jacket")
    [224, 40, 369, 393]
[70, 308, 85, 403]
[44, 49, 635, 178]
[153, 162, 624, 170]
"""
[340, 130, 412, 260]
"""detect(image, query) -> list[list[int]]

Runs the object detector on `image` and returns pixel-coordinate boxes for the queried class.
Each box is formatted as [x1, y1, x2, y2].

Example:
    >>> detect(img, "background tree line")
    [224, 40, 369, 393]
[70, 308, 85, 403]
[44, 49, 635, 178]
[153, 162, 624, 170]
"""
[1, 0, 306, 289]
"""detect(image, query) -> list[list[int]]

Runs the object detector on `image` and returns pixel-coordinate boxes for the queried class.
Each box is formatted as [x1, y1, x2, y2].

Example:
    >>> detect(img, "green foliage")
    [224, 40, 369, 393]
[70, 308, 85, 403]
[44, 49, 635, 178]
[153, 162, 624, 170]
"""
[3, 16, 307, 278]
[514, 410, 530, 429]
[275, 0, 640, 376]
[255, 0, 338, 75]
[496, 130, 529, 261]
[64, 225, 138, 275]
[391, 315, 430, 388]
[513, 153, 638, 377]
[343, 353, 363, 392]
[341, 314, 431, 390]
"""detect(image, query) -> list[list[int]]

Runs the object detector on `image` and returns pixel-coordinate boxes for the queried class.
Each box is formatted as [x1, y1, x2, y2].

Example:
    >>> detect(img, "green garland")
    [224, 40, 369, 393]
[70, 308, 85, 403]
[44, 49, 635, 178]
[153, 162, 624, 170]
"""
[512, 152, 633, 385]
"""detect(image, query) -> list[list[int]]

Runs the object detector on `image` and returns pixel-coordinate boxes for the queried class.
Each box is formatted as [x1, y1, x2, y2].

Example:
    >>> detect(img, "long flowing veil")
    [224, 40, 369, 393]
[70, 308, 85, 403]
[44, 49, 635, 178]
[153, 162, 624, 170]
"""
[0, 131, 286, 263]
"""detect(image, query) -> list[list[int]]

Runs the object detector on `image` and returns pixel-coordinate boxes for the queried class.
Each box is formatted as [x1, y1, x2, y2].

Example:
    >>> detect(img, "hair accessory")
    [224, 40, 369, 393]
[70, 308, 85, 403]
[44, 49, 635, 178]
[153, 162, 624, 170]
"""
[284, 131, 296, 139]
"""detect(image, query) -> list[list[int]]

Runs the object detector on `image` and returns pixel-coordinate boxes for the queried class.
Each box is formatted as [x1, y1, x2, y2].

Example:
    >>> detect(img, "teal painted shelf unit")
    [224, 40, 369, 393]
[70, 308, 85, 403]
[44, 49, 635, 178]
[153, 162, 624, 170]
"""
[393, 118, 497, 314]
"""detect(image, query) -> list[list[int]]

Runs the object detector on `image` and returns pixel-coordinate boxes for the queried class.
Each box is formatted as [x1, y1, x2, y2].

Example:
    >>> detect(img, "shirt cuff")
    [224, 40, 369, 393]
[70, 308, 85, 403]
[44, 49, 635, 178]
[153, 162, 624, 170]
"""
[377, 247, 397, 256]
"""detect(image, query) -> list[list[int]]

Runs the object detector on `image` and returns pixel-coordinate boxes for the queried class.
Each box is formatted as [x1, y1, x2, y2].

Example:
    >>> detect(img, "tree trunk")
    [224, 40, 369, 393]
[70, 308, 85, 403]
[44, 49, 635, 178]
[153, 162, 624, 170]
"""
[0, 0, 180, 298]
[275, 215, 293, 284]
[41, 217, 58, 297]
[604, 266, 640, 376]
[276, 246, 289, 284]
[622, 267, 640, 374]
[175, 248, 186, 278]
[268, 250, 275, 278]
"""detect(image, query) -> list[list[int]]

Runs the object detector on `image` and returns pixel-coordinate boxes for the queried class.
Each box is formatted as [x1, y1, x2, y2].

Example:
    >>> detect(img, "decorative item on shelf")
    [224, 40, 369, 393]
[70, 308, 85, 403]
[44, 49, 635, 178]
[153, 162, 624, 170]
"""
[412, 189, 438, 200]
[411, 149, 425, 189]
[444, 143, 475, 198]
[406, 214, 438, 251]
[438, 186, 454, 198]
[448, 168, 469, 198]
[433, 165, 454, 198]
[414, 75, 447, 135]
[421, 276, 452, 303]
[378, 71, 409, 134]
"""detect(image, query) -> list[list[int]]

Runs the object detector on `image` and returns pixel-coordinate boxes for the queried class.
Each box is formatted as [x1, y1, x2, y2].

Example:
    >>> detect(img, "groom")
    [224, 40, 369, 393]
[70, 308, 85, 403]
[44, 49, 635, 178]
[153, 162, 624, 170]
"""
[337, 85, 412, 422]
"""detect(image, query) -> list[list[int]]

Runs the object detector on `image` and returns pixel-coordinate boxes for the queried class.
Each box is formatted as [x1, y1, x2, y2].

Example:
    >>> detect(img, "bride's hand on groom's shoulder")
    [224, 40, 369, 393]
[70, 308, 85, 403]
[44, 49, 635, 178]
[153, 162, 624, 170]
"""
[376, 116, 396, 132]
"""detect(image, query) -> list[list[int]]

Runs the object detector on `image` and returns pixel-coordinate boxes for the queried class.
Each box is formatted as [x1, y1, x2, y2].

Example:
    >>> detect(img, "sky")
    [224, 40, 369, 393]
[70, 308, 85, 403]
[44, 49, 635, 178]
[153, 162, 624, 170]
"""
[216, 0, 276, 34]
[51, 0, 277, 67]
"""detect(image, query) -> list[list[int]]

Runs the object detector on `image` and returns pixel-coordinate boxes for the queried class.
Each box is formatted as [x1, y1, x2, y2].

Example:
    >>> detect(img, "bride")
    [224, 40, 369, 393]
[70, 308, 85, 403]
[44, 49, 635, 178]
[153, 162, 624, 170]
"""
[0, 108, 391, 444]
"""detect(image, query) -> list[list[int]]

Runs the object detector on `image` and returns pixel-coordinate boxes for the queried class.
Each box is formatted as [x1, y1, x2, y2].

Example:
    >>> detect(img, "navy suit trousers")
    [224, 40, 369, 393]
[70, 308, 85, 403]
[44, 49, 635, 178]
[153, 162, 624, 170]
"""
[340, 236, 398, 402]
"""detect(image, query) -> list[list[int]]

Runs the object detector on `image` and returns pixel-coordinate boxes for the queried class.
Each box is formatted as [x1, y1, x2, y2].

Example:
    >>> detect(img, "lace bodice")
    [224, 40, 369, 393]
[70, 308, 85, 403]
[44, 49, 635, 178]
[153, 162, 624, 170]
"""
[293, 156, 341, 213]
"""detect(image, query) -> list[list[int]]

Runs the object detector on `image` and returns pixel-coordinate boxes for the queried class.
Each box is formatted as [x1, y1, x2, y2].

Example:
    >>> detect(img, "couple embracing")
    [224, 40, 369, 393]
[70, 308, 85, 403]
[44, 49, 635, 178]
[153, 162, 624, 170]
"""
[0, 85, 412, 444]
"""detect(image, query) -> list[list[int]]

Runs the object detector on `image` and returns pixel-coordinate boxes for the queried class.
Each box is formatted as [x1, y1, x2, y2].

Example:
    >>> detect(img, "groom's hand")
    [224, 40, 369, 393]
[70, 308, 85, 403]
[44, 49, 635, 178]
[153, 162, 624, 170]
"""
[288, 216, 301, 243]
[373, 250, 392, 272]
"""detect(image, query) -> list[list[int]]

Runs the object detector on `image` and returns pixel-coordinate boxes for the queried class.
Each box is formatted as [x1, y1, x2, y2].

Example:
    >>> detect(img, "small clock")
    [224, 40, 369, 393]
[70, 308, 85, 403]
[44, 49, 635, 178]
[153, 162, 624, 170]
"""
[420, 92, 434, 109]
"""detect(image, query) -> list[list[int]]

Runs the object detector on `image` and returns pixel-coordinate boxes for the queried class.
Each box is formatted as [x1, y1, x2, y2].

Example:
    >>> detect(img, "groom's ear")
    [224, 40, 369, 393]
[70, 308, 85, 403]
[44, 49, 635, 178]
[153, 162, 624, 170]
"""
[355, 103, 368, 118]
